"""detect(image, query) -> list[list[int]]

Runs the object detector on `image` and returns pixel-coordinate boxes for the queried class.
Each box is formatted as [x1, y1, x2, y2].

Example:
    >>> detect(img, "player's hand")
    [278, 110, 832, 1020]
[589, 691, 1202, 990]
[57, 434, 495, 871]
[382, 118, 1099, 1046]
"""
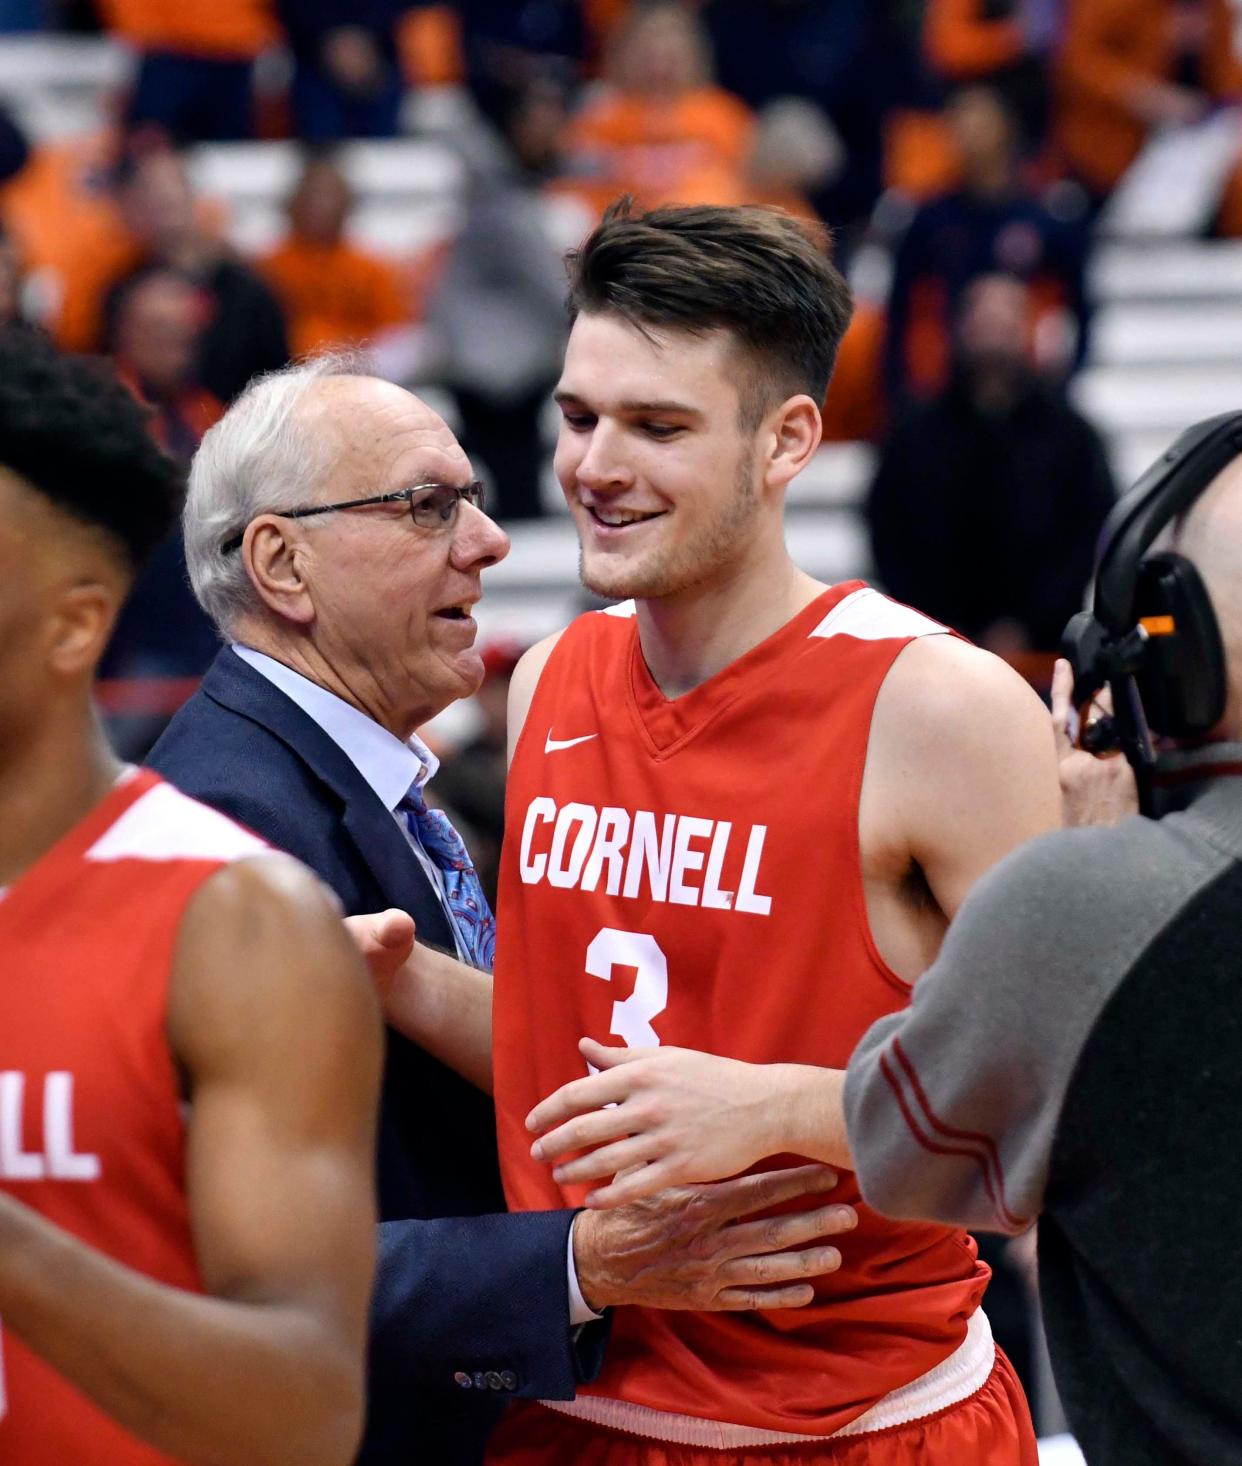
[1051, 658, 1138, 828]
[343, 909, 416, 1001]
[571, 1163, 856, 1313]
[529, 1040, 821, 1207]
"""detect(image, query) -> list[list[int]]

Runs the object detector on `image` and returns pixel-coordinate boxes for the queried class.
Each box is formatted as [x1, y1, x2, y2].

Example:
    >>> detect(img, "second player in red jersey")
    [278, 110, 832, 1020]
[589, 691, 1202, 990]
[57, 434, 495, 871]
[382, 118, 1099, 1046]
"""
[492, 202, 1062, 1463]
[0, 338, 382, 1466]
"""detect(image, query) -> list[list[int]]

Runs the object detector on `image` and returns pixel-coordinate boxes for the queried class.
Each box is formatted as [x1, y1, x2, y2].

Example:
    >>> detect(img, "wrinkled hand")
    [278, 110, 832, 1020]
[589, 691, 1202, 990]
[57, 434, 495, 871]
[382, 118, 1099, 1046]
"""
[1051, 659, 1138, 827]
[343, 909, 416, 1001]
[529, 1039, 820, 1207]
[572, 1163, 855, 1313]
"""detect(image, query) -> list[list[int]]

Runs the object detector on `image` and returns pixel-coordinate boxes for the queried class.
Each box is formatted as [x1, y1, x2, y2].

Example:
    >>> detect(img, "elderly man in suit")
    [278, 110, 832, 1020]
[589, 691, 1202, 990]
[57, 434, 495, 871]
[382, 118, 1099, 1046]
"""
[148, 355, 852, 1465]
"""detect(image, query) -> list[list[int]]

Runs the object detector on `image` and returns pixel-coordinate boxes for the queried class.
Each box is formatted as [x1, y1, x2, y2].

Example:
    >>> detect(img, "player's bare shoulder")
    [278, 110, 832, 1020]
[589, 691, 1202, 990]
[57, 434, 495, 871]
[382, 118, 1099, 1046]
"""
[861, 633, 1061, 926]
[871, 635, 1056, 774]
[507, 628, 567, 766]
[168, 853, 381, 1074]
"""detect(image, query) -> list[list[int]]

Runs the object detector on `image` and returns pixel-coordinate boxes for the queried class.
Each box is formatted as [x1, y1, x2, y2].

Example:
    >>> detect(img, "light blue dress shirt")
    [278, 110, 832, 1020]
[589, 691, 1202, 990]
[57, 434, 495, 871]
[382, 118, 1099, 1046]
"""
[231, 645, 599, 1325]
[232, 644, 463, 945]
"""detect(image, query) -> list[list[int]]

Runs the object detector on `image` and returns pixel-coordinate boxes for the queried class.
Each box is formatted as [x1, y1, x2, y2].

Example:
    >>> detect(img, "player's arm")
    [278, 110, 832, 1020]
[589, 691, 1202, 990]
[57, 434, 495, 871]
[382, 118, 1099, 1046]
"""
[0, 855, 382, 1466]
[347, 630, 568, 1091]
[525, 639, 1064, 1206]
[864, 635, 1062, 923]
[507, 628, 564, 765]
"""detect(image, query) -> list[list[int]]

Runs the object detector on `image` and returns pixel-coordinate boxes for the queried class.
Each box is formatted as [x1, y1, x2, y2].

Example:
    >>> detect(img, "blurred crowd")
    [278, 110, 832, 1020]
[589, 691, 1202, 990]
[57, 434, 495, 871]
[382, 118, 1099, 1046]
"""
[3, 0, 1240, 715]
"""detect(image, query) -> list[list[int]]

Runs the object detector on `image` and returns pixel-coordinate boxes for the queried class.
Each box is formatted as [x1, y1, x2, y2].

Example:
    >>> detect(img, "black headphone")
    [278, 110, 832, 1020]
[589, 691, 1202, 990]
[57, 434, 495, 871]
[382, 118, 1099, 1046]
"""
[1062, 411, 1242, 815]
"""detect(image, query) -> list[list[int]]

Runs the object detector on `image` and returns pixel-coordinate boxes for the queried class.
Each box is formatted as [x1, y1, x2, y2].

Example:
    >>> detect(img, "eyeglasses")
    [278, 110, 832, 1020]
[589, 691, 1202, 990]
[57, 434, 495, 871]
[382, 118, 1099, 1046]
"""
[220, 480, 486, 554]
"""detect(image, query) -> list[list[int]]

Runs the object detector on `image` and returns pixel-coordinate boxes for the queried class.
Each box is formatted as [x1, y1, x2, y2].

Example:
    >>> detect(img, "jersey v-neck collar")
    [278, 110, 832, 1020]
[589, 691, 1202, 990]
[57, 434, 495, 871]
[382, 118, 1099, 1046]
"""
[626, 583, 855, 756]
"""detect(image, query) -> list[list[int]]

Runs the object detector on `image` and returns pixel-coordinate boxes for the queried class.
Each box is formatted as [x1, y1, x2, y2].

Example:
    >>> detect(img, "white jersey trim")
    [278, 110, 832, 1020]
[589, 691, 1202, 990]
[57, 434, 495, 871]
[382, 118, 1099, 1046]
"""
[540, 1308, 994, 1449]
[810, 587, 948, 643]
[85, 782, 270, 864]
[600, 599, 637, 618]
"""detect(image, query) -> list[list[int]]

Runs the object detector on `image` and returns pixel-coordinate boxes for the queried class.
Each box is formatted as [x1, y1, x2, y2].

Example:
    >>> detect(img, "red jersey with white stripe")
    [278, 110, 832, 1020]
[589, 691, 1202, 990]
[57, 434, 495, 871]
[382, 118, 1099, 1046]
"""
[493, 582, 989, 1438]
[0, 767, 269, 1465]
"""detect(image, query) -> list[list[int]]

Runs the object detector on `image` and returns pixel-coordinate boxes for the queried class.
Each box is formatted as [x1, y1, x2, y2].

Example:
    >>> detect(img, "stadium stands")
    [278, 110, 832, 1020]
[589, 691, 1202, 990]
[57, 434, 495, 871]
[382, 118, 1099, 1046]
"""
[2, 27, 1240, 653]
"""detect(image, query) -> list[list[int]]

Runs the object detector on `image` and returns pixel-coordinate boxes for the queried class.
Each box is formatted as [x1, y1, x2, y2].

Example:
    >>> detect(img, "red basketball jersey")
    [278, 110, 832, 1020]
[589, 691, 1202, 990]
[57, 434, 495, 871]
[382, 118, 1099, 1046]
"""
[494, 582, 989, 1439]
[0, 767, 270, 1464]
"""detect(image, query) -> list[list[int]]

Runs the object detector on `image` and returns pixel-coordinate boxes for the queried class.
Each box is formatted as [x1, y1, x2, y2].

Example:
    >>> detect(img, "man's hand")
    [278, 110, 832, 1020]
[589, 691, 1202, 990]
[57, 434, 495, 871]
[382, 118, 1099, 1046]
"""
[528, 1040, 850, 1206]
[344, 909, 416, 1002]
[344, 915, 493, 1092]
[572, 1164, 856, 1313]
[1051, 659, 1138, 828]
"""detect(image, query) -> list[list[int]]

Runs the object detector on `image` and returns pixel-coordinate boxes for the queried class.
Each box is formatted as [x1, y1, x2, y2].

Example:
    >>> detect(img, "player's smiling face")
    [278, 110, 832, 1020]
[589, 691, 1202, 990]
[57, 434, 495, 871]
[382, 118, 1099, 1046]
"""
[554, 311, 766, 602]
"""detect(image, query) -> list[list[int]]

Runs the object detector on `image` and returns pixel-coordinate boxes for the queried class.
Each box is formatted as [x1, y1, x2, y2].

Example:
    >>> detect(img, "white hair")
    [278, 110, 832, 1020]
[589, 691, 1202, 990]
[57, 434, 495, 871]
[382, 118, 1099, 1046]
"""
[184, 352, 362, 637]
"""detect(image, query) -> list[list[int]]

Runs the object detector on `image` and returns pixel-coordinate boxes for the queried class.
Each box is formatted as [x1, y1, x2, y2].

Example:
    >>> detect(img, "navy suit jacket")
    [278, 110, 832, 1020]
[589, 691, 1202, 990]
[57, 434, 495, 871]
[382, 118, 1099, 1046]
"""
[148, 648, 605, 1464]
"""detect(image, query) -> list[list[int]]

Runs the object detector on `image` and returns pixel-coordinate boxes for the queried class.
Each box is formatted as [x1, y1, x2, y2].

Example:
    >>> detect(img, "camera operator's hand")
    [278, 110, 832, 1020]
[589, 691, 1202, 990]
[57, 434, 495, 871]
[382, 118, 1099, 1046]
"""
[1051, 659, 1138, 827]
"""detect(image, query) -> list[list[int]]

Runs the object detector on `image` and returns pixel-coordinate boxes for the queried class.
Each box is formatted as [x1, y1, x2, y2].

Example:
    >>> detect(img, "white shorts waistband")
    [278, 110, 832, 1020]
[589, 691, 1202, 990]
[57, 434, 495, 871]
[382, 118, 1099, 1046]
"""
[541, 1308, 996, 1450]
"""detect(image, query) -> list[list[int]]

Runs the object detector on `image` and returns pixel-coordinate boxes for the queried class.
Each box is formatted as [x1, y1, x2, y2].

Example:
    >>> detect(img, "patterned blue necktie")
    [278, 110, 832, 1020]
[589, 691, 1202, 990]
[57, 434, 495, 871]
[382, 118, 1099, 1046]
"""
[398, 783, 496, 972]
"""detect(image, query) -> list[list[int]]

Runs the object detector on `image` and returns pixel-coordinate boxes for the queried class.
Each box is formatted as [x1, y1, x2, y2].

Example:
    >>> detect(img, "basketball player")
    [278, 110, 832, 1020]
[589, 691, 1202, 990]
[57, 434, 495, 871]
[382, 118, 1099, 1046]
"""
[0, 336, 382, 1463]
[484, 202, 1064, 1463]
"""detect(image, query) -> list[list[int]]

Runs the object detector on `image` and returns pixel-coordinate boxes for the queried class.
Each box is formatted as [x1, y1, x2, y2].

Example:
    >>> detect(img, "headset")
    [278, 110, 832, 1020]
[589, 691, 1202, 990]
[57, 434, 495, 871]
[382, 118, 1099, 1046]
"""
[1062, 410, 1242, 816]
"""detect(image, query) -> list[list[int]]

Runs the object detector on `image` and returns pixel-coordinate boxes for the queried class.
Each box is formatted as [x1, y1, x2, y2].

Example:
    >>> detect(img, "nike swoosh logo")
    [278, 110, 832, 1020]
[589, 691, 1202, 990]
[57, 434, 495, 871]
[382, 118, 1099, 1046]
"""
[544, 732, 598, 754]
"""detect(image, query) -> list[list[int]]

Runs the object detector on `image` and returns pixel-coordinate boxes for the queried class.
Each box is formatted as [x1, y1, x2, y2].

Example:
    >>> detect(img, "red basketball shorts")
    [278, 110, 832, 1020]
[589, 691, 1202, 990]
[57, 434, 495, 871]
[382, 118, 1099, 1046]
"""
[485, 1348, 1038, 1466]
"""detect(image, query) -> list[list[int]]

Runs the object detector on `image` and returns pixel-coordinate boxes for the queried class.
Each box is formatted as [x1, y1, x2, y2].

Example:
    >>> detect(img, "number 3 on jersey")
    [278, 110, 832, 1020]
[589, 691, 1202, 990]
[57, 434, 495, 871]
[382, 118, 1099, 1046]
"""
[586, 928, 668, 1050]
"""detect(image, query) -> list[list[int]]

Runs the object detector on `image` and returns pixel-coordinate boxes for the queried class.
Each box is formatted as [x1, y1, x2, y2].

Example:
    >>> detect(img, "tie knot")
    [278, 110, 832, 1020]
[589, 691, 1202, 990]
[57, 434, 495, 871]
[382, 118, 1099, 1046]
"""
[401, 781, 429, 816]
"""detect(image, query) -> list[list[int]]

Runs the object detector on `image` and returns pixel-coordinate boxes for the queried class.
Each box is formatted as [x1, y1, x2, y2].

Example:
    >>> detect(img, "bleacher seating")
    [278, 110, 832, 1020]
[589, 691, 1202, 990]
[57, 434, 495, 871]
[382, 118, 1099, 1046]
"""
[1, 37, 1240, 652]
[186, 139, 465, 257]
[0, 34, 126, 139]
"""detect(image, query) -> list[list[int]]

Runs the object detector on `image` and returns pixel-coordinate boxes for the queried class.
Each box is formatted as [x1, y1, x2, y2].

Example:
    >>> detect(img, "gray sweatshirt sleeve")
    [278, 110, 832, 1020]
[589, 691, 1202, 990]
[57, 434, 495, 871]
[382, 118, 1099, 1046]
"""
[844, 817, 1213, 1234]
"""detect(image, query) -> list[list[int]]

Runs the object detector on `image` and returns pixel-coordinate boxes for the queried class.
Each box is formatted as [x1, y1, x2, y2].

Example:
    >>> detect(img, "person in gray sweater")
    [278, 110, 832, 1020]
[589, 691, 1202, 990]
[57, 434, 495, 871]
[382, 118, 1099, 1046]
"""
[845, 452, 1242, 1465]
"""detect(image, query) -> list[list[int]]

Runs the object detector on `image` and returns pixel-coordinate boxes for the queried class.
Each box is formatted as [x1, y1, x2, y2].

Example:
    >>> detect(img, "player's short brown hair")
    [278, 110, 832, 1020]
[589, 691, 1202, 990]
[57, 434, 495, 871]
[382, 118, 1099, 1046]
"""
[566, 197, 854, 427]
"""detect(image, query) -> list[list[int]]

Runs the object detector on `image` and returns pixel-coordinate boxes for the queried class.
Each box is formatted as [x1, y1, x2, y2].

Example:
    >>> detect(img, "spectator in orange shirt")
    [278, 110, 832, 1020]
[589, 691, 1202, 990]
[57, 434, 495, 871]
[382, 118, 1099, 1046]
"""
[0, 127, 142, 353]
[97, 0, 277, 142]
[558, 1, 755, 215]
[1055, 0, 1242, 201]
[260, 154, 407, 358]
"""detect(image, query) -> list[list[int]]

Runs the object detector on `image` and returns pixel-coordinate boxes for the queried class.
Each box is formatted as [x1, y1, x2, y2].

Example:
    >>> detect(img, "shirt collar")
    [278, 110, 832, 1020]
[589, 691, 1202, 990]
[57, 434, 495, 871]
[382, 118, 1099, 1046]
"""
[232, 645, 439, 812]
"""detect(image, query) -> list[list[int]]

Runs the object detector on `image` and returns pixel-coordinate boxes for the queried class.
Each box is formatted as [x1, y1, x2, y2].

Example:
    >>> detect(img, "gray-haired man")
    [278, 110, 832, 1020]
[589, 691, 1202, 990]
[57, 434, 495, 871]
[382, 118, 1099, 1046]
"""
[147, 356, 856, 1464]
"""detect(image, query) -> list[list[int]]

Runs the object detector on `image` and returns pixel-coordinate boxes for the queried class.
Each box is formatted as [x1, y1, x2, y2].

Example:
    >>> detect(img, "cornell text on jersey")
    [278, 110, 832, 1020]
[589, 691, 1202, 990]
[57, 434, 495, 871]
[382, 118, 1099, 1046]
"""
[518, 798, 773, 914]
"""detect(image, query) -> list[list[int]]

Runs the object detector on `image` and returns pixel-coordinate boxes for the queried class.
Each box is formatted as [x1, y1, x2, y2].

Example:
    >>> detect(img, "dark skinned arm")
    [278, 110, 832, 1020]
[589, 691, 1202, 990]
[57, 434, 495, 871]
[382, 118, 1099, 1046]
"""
[0, 855, 382, 1466]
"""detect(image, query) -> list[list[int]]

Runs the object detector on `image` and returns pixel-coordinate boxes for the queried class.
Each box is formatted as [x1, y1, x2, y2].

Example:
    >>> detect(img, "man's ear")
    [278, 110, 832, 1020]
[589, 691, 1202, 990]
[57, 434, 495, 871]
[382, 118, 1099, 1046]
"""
[48, 580, 123, 679]
[762, 394, 822, 493]
[244, 516, 315, 626]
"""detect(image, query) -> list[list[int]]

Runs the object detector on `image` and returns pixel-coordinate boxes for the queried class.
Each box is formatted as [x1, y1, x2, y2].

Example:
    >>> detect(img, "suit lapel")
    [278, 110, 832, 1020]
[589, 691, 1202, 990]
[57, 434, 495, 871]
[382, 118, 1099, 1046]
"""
[199, 649, 456, 950]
